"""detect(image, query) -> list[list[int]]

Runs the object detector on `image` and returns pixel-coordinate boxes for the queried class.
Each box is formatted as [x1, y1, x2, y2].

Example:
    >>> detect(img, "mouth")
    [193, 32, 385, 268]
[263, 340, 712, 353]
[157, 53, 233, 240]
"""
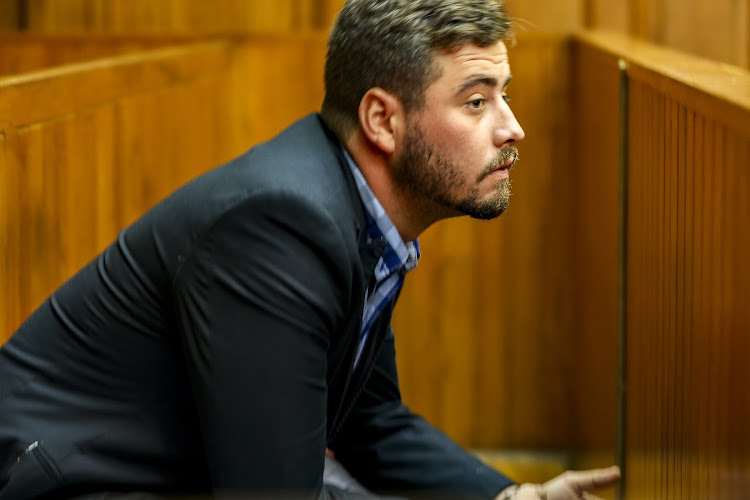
[481, 150, 519, 181]
[495, 155, 517, 172]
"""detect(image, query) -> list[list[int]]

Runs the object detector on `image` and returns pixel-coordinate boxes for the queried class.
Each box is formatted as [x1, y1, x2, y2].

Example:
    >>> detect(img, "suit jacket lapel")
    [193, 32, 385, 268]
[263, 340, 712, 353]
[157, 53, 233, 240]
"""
[319, 116, 392, 438]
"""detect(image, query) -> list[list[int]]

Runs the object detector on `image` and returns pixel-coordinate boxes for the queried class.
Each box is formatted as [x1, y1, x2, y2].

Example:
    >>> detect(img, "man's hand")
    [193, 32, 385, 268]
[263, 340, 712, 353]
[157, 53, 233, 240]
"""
[495, 466, 621, 499]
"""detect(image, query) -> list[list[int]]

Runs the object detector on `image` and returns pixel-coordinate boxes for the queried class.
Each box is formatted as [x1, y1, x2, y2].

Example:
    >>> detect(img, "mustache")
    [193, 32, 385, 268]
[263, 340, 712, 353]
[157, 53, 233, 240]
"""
[477, 147, 520, 182]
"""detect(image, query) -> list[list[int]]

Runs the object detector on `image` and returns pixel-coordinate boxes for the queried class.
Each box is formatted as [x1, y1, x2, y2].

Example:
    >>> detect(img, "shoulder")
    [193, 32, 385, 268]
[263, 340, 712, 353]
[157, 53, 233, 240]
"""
[122, 114, 364, 284]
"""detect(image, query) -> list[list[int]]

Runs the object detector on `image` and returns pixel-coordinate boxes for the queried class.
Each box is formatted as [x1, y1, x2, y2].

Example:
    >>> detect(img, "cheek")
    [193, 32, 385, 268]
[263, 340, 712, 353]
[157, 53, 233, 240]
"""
[422, 119, 477, 159]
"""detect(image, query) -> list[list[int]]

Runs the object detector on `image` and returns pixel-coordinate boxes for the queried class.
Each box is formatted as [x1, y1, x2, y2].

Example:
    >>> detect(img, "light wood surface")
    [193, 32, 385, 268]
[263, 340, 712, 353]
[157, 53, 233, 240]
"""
[22, 0, 344, 33]
[0, 33, 213, 76]
[584, 0, 750, 69]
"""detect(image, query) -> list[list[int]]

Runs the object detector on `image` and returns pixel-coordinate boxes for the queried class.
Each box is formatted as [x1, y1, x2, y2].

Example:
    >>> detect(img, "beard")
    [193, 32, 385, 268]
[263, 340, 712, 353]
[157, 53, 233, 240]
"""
[392, 121, 518, 221]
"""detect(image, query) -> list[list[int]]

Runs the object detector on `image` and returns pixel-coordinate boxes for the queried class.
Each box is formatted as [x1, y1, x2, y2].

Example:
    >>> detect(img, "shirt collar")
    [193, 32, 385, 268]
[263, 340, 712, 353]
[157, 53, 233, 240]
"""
[341, 146, 420, 278]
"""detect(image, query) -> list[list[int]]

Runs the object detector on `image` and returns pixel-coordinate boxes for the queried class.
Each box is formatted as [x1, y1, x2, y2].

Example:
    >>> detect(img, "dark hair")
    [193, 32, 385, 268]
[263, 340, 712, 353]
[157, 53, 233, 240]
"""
[321, 0, 512, 140]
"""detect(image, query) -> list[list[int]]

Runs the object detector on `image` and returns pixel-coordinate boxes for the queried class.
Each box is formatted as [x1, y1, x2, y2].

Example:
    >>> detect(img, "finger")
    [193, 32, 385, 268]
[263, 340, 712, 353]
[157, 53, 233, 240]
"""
[566, 466, 621, 491]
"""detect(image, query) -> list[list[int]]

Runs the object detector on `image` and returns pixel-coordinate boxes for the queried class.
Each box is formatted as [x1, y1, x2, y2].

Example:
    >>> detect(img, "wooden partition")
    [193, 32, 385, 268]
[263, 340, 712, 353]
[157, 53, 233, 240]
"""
[574, 31, 750, 498]
[0, 33, 210, 76]
[0, 34, 328, 344]
[567, 31, 623, 477]
[16, 0, 345, 33]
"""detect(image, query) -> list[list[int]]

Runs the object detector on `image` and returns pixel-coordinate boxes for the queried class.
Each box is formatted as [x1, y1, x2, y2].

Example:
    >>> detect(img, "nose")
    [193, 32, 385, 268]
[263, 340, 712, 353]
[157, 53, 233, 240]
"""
[493, 104, 525, 147]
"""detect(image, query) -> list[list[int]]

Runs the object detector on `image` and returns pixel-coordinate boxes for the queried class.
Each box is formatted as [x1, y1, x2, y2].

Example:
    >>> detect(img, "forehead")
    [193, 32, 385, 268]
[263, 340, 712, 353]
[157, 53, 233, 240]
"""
[430, 41, 510, 89]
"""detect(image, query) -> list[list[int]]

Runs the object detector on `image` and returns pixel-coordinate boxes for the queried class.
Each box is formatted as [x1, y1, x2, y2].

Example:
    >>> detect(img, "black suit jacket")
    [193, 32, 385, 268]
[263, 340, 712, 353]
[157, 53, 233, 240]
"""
[0, 115, 513, 499]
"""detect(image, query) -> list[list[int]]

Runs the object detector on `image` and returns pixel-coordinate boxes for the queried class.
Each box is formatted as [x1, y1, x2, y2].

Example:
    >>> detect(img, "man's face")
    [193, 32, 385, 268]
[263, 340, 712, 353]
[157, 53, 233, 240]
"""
[392, 41, 525, 220]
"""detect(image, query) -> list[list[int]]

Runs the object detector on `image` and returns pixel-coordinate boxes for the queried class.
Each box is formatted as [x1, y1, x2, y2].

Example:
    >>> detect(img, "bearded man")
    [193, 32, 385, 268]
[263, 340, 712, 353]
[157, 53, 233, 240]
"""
[0, 1, 619, 498]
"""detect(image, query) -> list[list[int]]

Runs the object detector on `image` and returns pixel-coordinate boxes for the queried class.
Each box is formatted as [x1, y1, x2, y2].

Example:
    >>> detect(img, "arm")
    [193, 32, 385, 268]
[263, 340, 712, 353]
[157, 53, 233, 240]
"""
[329, 327, 514, 499]
[174, 194, 367, 499]
[328, 327, 621, 500]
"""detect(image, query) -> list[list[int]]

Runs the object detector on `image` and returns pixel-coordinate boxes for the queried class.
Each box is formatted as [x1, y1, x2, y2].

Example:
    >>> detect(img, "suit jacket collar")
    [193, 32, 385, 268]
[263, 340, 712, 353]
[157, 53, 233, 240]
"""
[315, 115, 392, 437]
[316, 114, 386, 286]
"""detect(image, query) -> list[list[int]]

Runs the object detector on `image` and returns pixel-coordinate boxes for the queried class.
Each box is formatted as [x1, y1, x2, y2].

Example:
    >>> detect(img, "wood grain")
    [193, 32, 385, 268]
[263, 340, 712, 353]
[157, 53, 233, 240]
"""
[0, 33, 212, 76]
[577, 30, 750, 499]
[22, 0, 344, 33]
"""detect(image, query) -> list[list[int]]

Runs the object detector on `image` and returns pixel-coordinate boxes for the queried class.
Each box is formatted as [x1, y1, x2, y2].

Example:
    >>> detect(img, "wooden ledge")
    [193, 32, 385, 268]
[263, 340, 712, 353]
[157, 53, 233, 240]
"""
[0, 39, 234, 128]
[575, 30, 750, 135]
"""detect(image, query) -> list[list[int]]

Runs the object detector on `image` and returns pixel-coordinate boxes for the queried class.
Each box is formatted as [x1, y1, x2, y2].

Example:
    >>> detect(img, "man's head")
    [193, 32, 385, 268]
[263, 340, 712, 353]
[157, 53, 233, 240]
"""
[321, 0, 512, 140]
[323, 0, 524, 236]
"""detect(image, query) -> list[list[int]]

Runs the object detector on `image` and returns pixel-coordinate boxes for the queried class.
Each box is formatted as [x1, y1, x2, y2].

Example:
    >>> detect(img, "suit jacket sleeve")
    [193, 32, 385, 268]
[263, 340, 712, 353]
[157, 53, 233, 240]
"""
[329, 326, 515, 499]
[173, 193, 369, 499]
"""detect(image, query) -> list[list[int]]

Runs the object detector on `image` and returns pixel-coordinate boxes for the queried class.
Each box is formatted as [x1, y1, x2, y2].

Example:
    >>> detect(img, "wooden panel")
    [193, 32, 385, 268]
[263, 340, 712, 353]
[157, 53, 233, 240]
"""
[576, 30, 750, 499]
[0, 0, 20, 30]
[569, 37, 620, 456]
[625, 71, 750, 500]
[23, 0, 344, 33]
[393, 34, 577, 449]
[660, 0, 749, 70]
[0, 33, 206, 76]
[585, 0, 628, 31]
[504, 0, 584, 33]
[0, 34, 328, 344]
[583, 0, 750, 69]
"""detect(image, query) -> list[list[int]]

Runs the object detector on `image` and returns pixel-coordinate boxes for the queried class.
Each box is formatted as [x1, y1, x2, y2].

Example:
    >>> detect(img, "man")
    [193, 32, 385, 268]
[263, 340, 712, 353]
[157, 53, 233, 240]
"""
[0, 0, 619, 498]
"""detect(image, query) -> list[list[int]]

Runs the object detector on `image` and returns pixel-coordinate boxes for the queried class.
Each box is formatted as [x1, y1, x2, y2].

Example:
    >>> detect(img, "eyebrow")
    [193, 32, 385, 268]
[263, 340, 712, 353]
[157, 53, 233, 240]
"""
[456, 74, 513, 96]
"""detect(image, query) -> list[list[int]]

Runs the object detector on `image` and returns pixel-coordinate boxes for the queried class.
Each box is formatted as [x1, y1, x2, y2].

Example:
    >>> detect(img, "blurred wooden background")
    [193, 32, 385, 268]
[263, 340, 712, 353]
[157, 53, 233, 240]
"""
[1, 1, 749, 498]
[1, 0, 747, 68]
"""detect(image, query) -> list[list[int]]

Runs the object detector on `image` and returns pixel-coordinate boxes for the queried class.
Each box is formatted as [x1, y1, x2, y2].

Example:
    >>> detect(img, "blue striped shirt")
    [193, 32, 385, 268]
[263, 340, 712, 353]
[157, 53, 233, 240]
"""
[341, 148, 420, 367]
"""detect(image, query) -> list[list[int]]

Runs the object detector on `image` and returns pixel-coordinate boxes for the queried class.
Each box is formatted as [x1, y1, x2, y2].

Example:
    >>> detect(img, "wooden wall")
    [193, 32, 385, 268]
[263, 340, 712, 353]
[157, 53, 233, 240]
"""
[625, 41, 750, 500]
[569, 30, 622, 461]
[585, 0, 750, 69]
[575, 31, 750, 498]
[0, 34, 206, 75]
[504, 0, 750, 70]
[0, 35, 328, 343]
[6, 0, 748, 70]
[4, 0, 345, 33]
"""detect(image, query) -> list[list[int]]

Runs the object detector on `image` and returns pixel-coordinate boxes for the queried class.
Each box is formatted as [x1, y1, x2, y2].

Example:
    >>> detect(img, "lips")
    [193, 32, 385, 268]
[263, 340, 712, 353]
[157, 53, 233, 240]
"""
[493, 153, 518, 173]
[497, 156, 516, 171]
[478, 148, 519, 182]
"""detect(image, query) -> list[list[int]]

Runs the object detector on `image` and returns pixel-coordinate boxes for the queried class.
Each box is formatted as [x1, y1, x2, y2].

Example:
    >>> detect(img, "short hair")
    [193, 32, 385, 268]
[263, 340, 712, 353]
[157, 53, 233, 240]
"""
[321, 0, 512, 140]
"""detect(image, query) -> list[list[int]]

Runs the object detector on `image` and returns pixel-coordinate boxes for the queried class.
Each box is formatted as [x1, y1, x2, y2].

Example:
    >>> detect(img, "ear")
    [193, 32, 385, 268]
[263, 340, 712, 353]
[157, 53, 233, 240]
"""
[358, 88, 404, 155]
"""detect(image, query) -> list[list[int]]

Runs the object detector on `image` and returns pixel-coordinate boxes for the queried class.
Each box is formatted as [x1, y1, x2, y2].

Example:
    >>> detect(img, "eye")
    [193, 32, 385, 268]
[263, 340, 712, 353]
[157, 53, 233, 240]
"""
[502, 94, 512, 102]
[467, 98, 486, 110]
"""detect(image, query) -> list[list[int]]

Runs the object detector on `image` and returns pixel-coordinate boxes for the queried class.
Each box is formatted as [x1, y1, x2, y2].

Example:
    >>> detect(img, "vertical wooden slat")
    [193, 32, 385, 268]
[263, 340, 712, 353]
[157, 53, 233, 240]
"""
[0, 0, 20, 30]
[608, 30, 750, 495]
[569, 38, 619, 483]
